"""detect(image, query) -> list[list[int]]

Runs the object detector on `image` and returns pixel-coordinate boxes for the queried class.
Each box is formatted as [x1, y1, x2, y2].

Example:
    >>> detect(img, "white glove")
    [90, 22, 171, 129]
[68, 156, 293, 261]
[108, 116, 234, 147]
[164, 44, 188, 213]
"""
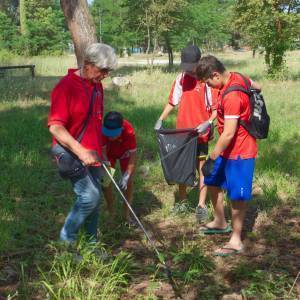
[196, 121, 211, 134]
[119, 171, 130, 190]
[154, 119, 162, 130]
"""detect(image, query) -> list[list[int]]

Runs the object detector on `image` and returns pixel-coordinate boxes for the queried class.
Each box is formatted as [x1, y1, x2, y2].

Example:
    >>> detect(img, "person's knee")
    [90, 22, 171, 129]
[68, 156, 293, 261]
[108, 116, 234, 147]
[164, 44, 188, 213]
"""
[230, 200, 247, 210]
[90, 186, 101, 206]
[79, 185, 101, 211]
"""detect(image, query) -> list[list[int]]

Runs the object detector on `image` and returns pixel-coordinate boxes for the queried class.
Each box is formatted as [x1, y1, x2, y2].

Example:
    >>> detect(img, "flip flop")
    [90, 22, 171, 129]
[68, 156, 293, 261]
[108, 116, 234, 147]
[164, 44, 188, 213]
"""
[213, 246, 244, 257]
[199, 224, 232, 235]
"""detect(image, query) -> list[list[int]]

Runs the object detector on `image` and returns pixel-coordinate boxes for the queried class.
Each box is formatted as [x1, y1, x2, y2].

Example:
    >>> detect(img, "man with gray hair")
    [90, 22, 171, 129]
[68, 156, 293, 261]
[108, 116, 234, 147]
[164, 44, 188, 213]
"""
[48, 43, 117, 244]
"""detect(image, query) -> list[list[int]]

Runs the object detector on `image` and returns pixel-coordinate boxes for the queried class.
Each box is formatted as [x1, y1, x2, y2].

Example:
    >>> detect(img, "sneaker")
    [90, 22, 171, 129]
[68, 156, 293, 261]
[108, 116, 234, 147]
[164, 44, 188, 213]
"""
[170, 202, 191, 215]
[195, 205, 208, 223]
[92, 248, 111, 261]
[72, 252, 83, 263]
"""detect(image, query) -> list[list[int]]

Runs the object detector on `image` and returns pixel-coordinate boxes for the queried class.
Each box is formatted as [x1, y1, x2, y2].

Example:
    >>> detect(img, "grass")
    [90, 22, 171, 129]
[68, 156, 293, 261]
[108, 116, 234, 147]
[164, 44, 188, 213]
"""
[0, 50, 299, 299]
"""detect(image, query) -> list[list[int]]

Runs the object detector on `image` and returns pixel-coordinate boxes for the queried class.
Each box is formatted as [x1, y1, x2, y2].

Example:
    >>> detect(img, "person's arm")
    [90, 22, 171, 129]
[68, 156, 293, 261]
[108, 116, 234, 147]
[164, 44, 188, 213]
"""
[155, 75, 182, 129]
[119, 151, 136, 190]
[195, 110, 217, 134]
[154, 103, 175, 130]
[250, 80, 262, 91]
[158, 103, 174, 121]
[126, 151, 136, 176]
[101, 145, 111, 167]
[209, 118, 238, 160]
[49, 124, 99, 166]
[209, 109, 217, 123]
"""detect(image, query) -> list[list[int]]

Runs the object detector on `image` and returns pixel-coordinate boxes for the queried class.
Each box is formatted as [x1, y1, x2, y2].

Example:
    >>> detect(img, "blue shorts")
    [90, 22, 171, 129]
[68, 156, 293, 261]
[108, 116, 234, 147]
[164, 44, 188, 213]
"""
[204, 156, 255, 201]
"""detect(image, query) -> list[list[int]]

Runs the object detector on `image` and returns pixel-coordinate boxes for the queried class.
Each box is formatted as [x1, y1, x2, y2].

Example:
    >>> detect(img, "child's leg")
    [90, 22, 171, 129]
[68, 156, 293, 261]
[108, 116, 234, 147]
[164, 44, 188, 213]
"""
[103, 183, 115, 217]
[214, 158, 255, 254]
[124, 179, 133, 221]
[200, 156, 227, 228]
[178, 184, 188, 201]
[206, 185, 227, 228]
[197, 158, 208, 208]
[226, 157, 254, 248]
[228, 200, 247, 248]
[119, 157, 135, 221]
[196, 143, 209, 208]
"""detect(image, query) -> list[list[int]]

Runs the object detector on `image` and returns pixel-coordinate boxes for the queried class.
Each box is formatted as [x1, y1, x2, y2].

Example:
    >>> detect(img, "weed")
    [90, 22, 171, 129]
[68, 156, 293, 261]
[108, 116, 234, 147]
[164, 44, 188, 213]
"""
[241, 270, 295, 299]
[39, 241, 132, 300]
[171, 240, 214, 284]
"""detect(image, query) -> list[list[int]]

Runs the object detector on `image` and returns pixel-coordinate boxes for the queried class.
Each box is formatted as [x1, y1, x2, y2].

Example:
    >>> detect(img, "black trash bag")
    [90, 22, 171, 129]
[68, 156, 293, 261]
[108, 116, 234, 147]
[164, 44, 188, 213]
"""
[156, 128, 198, 186]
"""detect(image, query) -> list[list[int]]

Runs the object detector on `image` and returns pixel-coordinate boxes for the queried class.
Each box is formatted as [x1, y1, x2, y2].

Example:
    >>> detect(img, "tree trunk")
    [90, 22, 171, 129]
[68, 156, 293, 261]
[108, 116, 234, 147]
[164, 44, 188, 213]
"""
[60, 0, 97, 67]
[265, 48, 271, 70]
[19, 0, 27, 35]
[145, 9, 151, 66]
[146, 27, 151, 65]
[164, 34, 173, 68]
[151, 35, 158, 67]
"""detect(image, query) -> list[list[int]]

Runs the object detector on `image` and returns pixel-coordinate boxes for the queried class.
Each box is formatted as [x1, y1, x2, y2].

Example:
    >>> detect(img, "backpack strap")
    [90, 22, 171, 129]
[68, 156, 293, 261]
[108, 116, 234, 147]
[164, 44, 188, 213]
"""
[222, 85, 250, 99]
[220, 76, 252, 132]
[77, 87, 97, 143]
[204, 84, 212, 111]
[77, 78, 99, 143]
[234, 72, 251, 90]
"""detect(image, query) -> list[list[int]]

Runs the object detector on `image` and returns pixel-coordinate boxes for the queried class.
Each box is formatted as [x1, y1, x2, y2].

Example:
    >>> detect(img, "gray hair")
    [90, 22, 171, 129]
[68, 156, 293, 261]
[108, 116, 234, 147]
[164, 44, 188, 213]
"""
[84, 43, 117, 70]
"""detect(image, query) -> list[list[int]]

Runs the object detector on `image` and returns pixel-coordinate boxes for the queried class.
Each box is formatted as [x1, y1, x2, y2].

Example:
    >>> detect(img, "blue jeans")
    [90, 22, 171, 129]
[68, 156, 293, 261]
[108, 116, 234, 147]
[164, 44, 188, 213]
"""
[60, 167, 102, 243]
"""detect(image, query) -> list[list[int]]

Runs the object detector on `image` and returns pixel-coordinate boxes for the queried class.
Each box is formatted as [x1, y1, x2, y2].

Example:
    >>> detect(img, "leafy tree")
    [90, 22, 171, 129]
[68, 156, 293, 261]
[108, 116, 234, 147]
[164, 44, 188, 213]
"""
[22, 0, 70, 55]
[0, 0, 19, 23]
[26, 5, 70, 55]
[90, 0, 138, 55]
[0, 11, 18, 50]
[233, 0, 300, 77]
[123, 0, 188, 66]
[173, 0, 233, 51]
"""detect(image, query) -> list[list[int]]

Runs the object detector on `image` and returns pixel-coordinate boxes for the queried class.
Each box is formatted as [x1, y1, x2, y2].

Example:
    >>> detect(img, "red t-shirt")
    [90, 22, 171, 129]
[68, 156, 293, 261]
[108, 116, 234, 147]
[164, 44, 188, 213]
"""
[48, 69, 104, 157]
[102, 119, 137, 161]
[217, 72, 257, 159]
[168, 72, 218, 143]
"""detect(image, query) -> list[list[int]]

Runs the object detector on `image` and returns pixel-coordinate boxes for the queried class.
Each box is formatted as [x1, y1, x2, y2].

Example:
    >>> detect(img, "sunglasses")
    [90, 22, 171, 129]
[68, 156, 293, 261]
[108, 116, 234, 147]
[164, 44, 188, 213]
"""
[99, 68, 113, 74]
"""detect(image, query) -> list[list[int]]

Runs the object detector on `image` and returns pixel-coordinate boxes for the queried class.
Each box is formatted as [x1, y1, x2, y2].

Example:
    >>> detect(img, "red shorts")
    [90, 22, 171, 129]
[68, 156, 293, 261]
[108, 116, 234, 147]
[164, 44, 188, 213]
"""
[110, 157, 129, 173]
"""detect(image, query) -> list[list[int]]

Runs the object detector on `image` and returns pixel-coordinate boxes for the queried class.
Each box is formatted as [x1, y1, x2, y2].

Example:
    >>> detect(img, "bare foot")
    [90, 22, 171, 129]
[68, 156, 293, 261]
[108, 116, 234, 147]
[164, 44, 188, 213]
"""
[200, 220, 228, 230]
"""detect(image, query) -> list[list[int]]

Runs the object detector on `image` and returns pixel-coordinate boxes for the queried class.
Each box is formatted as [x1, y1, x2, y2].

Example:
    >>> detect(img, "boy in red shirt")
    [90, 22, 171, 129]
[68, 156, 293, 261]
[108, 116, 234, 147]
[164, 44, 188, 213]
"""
[102, 111, 137, 223]
[154, 45, 217, 221]
[196, 55, 261, 256]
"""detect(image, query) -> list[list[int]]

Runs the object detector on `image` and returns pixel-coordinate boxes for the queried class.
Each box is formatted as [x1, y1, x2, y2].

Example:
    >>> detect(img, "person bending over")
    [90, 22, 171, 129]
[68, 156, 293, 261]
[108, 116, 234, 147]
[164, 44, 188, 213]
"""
[102, 111, 137, 224]
[154, 45, 217, 221]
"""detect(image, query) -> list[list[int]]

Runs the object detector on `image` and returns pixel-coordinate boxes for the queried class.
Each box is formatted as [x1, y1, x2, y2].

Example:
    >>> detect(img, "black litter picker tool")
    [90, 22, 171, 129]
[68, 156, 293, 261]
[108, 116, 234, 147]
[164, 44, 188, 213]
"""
[101, 163, 182, 299]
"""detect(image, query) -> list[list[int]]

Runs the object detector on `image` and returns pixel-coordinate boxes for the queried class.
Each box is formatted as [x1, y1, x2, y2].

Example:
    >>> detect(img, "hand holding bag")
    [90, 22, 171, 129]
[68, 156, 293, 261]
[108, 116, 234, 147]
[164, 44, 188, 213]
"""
[51, 84, 98, 179]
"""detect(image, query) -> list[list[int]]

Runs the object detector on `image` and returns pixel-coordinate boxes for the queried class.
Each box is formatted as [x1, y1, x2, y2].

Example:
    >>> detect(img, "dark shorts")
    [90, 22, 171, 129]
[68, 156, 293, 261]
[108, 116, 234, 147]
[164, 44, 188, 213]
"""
[197, 143, 208, 159]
